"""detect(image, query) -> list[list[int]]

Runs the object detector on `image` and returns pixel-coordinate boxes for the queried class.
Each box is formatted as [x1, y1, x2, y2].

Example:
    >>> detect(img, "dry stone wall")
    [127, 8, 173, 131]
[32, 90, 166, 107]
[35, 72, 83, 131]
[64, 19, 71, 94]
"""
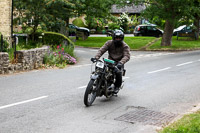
[0, 46, 49, 74]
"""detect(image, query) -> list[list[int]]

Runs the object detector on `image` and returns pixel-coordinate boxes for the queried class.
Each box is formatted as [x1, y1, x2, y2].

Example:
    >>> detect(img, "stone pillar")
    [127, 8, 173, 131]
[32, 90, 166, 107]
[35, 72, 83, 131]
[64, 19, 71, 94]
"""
[0, 0, 12, 44]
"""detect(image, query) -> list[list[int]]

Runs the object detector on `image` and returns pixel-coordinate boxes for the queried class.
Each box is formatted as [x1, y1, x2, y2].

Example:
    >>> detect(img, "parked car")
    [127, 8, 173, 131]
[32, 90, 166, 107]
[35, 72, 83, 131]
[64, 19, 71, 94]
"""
[69, 24, 90, 36]
[133, 24, 163, 37]
[173, 25, 192, 36]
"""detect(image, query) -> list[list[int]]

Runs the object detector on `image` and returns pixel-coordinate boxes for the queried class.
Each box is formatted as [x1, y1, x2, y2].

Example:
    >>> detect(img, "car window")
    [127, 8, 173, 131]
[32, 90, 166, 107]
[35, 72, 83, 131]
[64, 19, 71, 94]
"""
[140, 26, 145, 30]
[186, 26, 191, 30]
[147, 26, 153, 30]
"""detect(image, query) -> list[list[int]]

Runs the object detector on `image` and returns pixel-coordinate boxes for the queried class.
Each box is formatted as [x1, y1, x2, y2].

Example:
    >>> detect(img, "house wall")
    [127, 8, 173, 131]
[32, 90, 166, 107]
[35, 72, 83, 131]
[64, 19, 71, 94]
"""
[0, 0, 12, 42]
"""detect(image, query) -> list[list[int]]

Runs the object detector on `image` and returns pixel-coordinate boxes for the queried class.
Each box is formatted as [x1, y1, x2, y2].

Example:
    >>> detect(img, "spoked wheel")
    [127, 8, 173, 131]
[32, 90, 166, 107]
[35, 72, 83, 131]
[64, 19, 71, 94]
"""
[84, 79, 97, 106]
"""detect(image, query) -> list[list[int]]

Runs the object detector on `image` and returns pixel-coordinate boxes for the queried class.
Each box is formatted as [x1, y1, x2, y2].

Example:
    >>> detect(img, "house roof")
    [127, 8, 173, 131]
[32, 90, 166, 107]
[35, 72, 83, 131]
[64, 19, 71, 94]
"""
[111, 4, 146, 14]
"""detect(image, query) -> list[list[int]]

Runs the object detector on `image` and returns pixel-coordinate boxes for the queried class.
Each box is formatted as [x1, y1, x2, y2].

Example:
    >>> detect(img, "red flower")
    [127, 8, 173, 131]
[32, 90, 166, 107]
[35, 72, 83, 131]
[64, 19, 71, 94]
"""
[57, 45, 59, 49]
[62, 48, 64, 51]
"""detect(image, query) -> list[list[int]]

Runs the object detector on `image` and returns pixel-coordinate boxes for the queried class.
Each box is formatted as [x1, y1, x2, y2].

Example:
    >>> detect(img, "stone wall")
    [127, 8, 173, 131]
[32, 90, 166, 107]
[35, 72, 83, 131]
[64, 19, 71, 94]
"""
[0, 0, 12, 41]
[0, 46, 49, 74]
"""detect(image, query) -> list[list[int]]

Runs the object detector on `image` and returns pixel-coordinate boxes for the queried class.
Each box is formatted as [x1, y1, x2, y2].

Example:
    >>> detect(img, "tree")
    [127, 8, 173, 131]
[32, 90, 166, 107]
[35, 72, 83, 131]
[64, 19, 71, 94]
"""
[117, 0, 198, 46]
[14, 0, 47, 41]
[77, 0, 116, 29]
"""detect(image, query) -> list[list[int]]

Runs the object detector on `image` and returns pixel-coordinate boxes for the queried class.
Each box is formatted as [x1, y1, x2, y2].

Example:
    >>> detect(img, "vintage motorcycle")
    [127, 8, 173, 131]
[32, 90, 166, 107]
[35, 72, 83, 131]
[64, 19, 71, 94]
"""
[84, 58, 125, 106]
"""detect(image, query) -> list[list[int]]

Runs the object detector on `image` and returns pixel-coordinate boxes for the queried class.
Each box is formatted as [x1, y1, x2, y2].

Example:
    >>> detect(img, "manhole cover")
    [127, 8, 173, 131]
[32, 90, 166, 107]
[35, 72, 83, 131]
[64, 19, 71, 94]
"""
[115, 107, 178, 127]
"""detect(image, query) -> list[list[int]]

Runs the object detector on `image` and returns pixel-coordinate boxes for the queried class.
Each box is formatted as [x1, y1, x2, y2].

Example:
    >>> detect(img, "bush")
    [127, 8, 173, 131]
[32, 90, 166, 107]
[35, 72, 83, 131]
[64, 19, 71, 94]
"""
[73, 18, 87, 27]
[0, 33, 10, 52]
[43, 32, 75, 47]
[43, 44, 77, 68]
[108, 23, 120, 30]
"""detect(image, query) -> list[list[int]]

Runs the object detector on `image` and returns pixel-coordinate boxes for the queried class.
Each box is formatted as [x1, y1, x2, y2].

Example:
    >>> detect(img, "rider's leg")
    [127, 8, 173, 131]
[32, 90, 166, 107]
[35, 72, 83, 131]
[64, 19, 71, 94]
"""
[114, 65, 124, 93]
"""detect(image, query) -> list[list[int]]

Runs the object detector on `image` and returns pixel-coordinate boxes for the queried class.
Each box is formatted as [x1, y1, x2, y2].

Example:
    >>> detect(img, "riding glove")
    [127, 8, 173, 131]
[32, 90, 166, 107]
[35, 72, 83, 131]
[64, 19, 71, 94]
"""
[116, 62, 122, 69]
[91, 57, 97, 63]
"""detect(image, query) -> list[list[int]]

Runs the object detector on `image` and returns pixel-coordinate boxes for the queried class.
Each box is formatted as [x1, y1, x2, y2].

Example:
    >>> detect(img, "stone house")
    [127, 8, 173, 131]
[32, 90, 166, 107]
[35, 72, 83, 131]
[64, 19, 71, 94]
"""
[0, 0, 12, 44]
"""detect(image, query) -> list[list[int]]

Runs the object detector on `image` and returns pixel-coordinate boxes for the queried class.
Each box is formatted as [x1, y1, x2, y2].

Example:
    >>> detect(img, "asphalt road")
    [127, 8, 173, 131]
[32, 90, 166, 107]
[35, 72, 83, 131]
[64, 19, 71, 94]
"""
[0, 47, 200, 133]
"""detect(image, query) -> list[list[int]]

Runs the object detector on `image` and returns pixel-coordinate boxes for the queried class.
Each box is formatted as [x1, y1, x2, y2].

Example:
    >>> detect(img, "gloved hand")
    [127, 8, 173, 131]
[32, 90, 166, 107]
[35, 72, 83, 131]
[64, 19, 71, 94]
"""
[91, 57, 97, 63]
[116, 62, 123, 69]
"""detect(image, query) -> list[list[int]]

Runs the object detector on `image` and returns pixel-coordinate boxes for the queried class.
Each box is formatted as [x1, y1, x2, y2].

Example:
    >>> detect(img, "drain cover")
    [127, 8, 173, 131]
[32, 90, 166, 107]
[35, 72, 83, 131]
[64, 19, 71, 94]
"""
[115, 107, 178, 127]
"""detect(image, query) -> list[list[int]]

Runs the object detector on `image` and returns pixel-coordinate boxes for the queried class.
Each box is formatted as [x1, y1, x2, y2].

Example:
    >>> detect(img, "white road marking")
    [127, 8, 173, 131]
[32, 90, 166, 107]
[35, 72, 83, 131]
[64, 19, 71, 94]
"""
[176, 61, 193, 67]
[123, 77, 130, 80]
[148, 67, 171, 74]
[0, 96, 48, 110]
[78, 86, 87, 89]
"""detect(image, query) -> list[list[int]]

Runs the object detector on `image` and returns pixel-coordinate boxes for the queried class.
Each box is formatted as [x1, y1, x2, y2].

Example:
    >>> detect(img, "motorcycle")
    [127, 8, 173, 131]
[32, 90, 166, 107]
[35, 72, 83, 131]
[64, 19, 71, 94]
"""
[84, 58, 125, 106]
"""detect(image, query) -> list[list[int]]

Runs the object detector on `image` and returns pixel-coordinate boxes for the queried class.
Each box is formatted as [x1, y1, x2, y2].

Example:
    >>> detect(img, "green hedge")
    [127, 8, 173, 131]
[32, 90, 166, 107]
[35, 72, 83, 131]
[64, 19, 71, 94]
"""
[72, 18, 87, 27]
[43, 32, 75, 47]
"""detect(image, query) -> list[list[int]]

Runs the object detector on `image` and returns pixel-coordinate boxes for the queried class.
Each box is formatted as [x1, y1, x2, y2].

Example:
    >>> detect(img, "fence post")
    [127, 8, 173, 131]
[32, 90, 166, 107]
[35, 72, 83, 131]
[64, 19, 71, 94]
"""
[1, 34, 3, 52]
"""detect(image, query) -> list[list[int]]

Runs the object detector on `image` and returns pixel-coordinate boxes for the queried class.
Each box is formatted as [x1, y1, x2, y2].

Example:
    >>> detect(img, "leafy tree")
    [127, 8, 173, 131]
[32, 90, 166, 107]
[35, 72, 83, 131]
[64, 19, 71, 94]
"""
[117, 0, 200, 46]
[14, 0, 83, 40]
[14, 0, 47, 41]
[77, 0, 116, 29]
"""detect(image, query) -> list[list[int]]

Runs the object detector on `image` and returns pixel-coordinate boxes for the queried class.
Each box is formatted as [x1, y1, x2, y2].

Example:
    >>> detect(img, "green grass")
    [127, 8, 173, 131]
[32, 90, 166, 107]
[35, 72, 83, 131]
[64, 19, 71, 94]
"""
[160, 111, 200, 133]
[149, 36, 200, 50]
[75, 36, 200, 51]
[75, 37, 156, 50]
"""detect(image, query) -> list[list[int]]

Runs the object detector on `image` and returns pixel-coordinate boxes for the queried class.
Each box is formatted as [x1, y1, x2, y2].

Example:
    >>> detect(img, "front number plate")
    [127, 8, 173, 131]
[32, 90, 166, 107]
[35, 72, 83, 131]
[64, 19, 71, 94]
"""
[96, 62, 104, 69]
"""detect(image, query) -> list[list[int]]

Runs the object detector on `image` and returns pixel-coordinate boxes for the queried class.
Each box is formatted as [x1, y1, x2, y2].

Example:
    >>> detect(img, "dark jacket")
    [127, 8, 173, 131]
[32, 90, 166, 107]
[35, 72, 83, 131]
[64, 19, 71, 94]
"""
[95, 40, 130, 64]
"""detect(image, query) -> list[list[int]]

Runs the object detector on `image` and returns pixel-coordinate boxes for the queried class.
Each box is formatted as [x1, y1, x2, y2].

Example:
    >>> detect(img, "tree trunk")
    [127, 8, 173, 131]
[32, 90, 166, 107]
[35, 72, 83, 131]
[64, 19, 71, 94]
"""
[161, 20, 175, 46]
[194, 15, 200, 40]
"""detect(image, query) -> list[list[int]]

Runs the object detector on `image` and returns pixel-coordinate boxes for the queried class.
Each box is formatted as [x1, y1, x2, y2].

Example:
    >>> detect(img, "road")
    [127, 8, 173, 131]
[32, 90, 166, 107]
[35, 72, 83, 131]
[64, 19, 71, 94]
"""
[0, 47, 200, 133]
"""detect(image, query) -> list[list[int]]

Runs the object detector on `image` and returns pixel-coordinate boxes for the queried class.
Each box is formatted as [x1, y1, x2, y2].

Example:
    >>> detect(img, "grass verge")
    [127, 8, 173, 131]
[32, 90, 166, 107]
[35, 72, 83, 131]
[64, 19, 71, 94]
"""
[160, 111, 200, 133]
[75, 37, 156, 50]
[75, 36, 200, 51]
[149, 36, 200, 51]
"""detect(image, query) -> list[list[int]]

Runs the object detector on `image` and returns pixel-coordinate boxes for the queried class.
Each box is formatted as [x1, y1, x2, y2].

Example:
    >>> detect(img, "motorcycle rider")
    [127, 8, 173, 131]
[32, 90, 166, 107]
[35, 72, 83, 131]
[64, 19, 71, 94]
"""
[91, 30, 130, 93]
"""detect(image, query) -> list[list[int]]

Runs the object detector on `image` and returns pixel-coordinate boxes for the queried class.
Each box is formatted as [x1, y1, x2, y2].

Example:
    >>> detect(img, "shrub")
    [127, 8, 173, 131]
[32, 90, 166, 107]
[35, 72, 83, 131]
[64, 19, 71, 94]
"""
[0, 33, 10, 52]
[108, 23, 120, 30]
[72, 18, 87, 27]
[43, 32, 75, 47]
[43, 44, 76, 68]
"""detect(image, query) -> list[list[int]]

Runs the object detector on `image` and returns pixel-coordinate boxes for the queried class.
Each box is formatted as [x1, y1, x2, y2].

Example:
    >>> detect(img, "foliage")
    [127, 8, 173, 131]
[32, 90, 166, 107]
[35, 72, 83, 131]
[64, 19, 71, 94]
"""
[14, 0, 83, 39]
[43, 32, 75, 47]
[86, 17, 105, 32]
[0, 33, 9, 52]
[117, 12, 131, 32]
[160, 111, 200, 133]
[72, 18, 87, 27]
[130, 15, 140, 27]
[108, 23, 120, 30]
[43, 44, 76, 68]
[80, 0, 117, 31]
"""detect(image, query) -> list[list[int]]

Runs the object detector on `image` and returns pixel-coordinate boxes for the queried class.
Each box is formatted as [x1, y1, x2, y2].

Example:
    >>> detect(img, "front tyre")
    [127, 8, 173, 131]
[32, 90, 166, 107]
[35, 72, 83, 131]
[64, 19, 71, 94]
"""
[84, 79, 97, 106]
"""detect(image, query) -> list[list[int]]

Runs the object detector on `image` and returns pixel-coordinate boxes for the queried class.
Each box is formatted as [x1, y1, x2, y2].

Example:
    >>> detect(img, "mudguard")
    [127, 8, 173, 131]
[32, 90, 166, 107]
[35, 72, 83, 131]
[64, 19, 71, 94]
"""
[90, 74, 99, 80]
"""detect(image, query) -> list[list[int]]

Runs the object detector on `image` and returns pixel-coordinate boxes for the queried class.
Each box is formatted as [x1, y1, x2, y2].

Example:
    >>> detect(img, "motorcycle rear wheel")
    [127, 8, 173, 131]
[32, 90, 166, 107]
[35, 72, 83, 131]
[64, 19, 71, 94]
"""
[84, 79, 97, 106]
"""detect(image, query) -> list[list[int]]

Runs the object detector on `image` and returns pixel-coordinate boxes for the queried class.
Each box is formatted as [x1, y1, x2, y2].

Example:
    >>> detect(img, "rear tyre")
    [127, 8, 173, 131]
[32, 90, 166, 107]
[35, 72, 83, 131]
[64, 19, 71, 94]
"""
[84, 79, 97, 106]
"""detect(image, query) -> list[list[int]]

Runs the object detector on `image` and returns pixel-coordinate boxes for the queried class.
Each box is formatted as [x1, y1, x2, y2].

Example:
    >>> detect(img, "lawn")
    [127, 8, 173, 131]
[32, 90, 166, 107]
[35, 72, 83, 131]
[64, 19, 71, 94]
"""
[75, 36, 156, 50]
[160, 111, 200, 133]
[75, 36, 200, 51]
[149, 36, 200, 50]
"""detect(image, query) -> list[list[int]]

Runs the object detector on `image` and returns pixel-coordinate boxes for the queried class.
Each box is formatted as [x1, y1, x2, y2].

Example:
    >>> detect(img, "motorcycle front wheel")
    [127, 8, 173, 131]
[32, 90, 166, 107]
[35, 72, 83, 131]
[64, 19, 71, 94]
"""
[84, 79, 97, 106]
